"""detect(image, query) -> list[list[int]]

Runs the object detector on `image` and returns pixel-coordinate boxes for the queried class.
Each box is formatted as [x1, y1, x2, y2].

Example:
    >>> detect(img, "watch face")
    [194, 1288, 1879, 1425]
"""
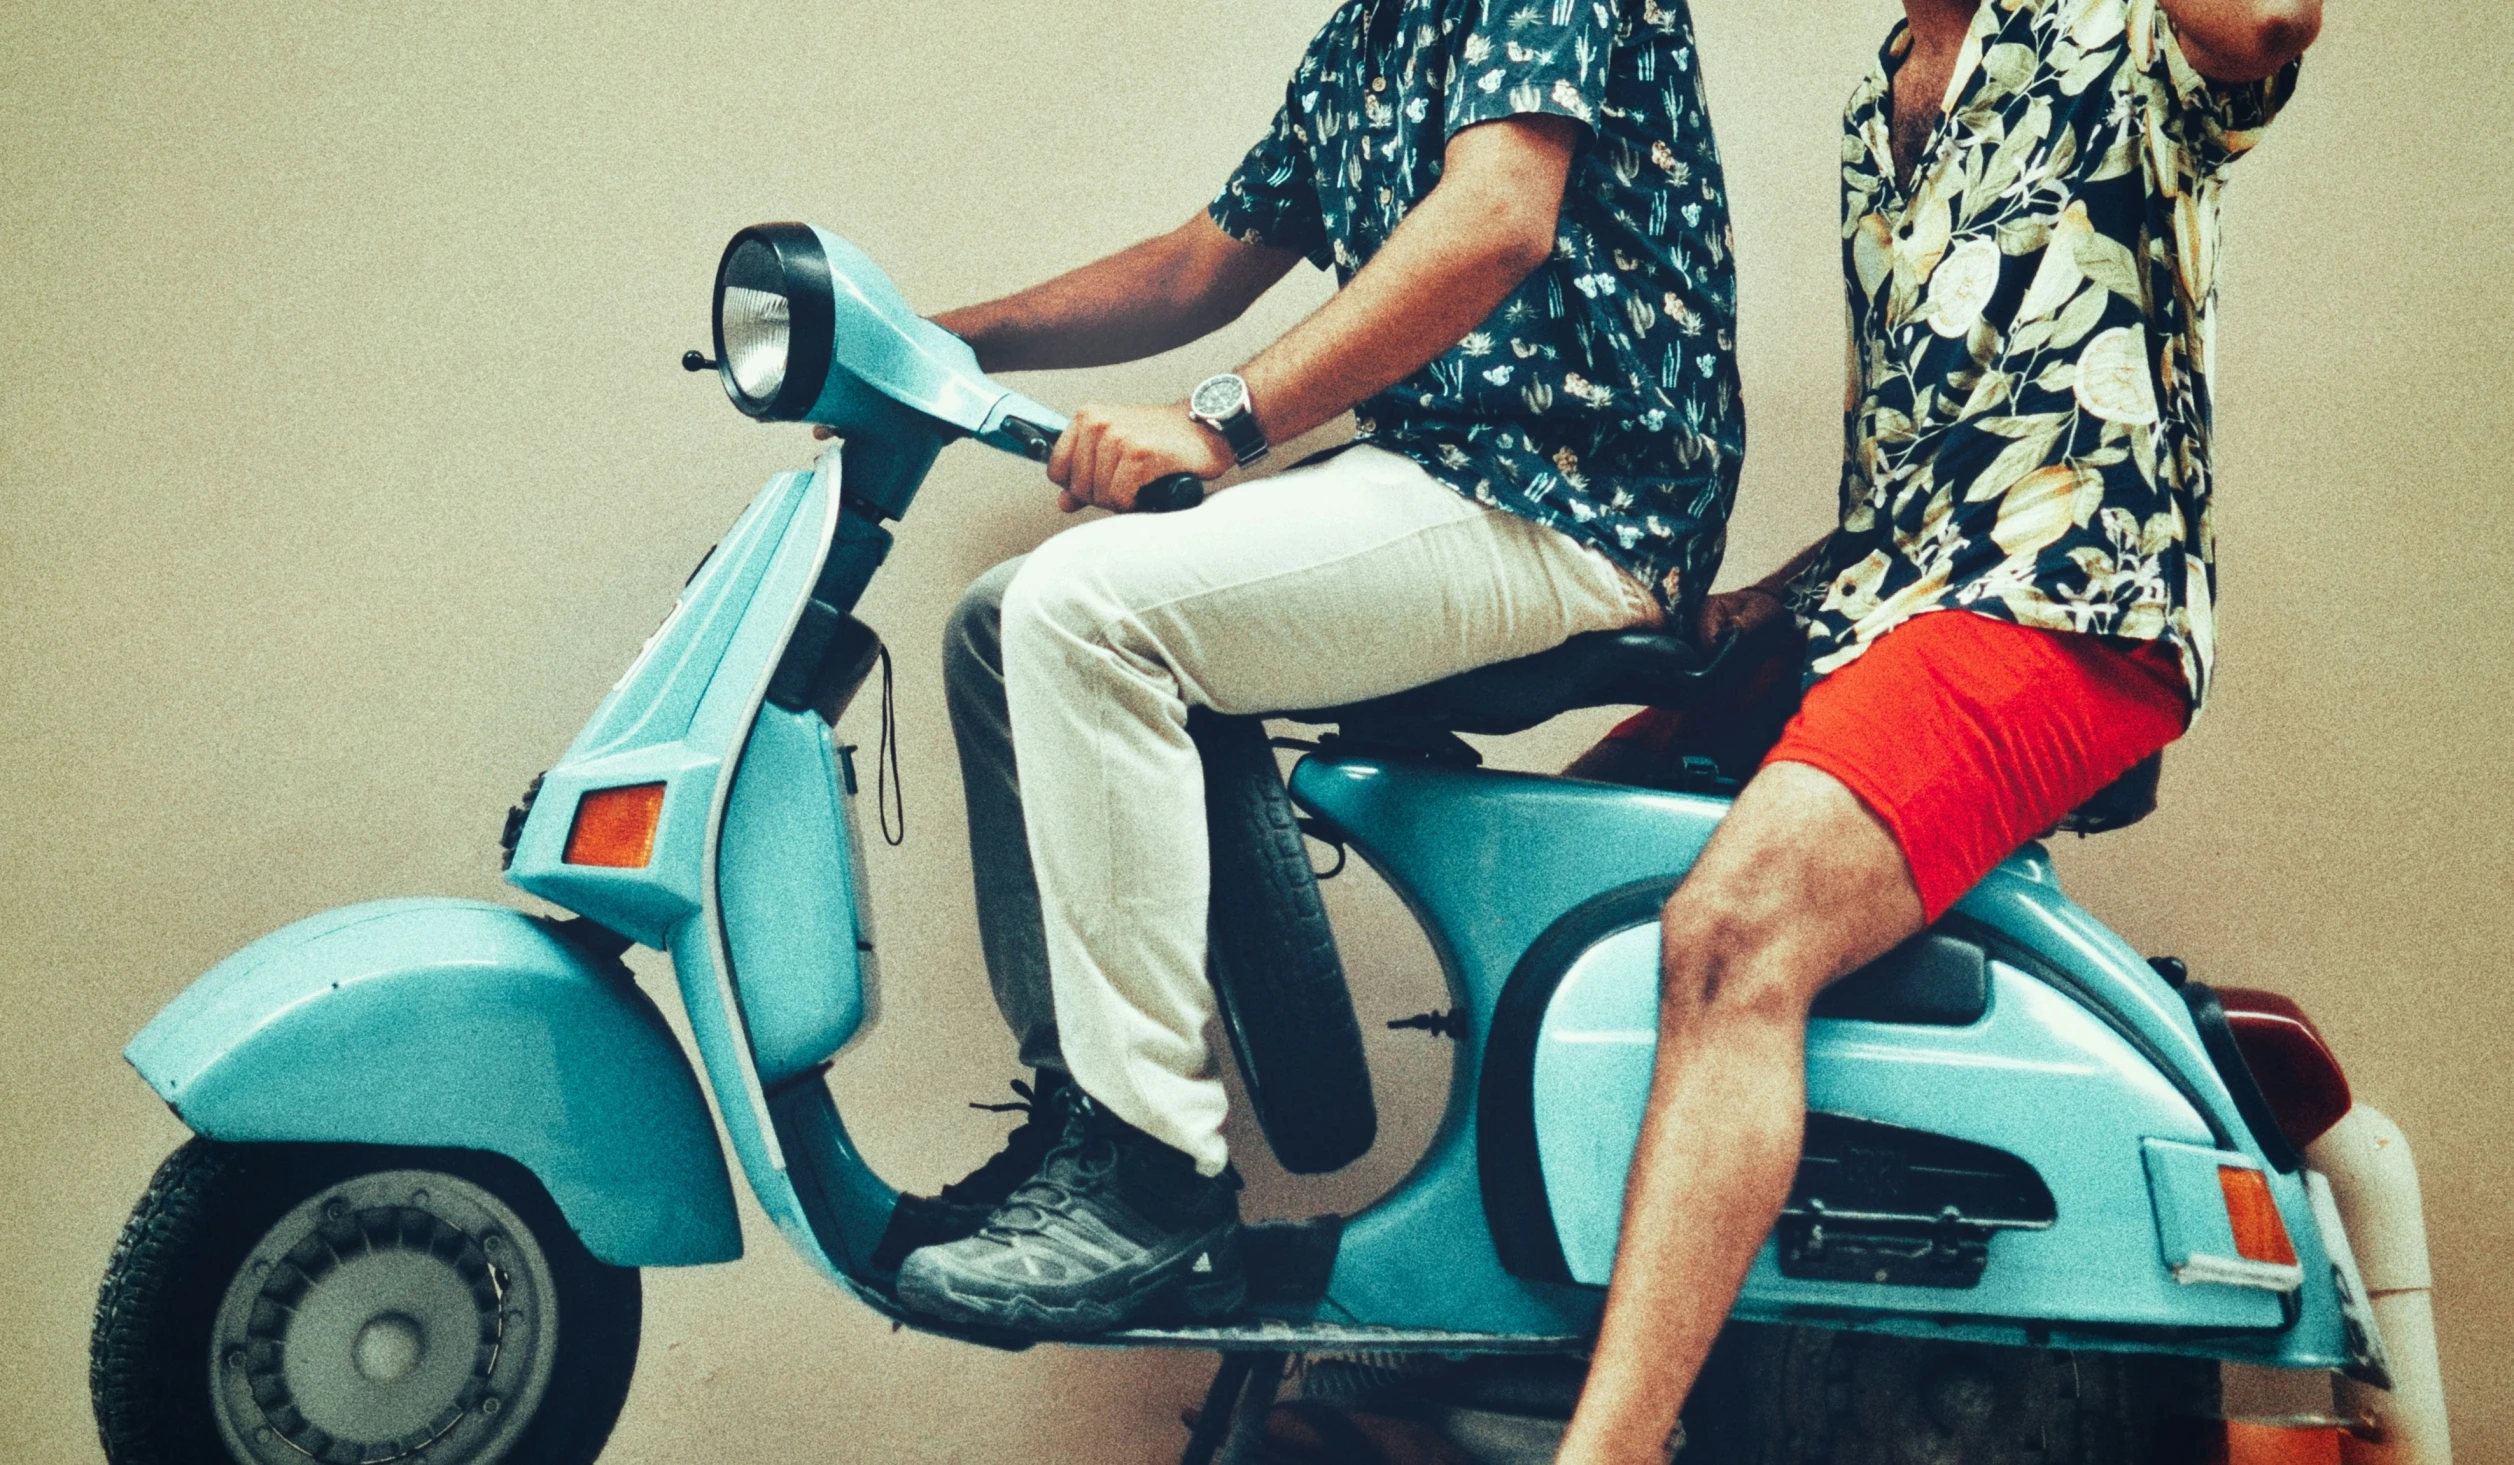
[1191, 374, 1247, 420]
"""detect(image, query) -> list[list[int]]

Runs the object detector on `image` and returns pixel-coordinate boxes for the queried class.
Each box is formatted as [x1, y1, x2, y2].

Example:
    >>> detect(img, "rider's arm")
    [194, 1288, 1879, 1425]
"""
[2158, 0, 2322, 82]
[1687, 535, 1834, 645]
[934, 215, 1306, 374]
[1747, 537, 1834, 600]
[1233, 114, 1580, 448]
[1049, 113, 1580, 509]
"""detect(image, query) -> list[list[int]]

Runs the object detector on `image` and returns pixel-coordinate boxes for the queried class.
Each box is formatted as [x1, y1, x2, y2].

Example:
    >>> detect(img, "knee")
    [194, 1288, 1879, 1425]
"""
[1656, 895, 1801, 1032]
[1001, 534, 1125, 660]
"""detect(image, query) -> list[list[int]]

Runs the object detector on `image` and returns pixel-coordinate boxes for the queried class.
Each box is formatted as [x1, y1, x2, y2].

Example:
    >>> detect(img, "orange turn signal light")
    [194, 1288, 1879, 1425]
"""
[563, 783, 666, 868]
[2224, 1419, 2344, 1465]
[2218, 1165, 2298, 1267]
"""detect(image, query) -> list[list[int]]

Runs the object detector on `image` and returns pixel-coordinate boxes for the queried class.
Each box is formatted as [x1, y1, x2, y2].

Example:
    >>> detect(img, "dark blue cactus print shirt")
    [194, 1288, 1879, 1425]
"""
[1211, 0, 1742, 618]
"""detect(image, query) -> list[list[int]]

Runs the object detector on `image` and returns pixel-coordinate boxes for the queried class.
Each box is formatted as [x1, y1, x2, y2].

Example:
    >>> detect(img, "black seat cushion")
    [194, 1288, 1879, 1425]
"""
[1284, 608, 2163, 833]
[1289, 612, 1801, 740]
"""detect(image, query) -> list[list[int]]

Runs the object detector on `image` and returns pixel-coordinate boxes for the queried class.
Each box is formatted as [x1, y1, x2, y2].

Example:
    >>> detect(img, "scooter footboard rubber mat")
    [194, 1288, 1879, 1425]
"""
[1085, 1320, 1590, 1355]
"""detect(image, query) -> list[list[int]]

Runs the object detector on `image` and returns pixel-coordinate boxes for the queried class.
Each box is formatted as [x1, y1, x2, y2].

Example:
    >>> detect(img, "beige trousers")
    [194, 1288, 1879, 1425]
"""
[1001, 444, 1661, 1173]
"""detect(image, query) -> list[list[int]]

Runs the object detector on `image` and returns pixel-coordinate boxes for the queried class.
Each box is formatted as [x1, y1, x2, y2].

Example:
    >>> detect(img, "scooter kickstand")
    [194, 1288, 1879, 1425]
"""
[1179, 1350, 1290, 1465]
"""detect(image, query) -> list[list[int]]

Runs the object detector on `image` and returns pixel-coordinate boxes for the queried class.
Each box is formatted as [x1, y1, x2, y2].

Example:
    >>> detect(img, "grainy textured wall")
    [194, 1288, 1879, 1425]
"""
[4, 2, 2505, 1459]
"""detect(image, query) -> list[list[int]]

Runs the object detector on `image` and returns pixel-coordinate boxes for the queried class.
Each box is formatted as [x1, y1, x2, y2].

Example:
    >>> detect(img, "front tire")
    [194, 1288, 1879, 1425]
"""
[1684, 1323, 2220, 1464]
[93, 1140, 639, 1465]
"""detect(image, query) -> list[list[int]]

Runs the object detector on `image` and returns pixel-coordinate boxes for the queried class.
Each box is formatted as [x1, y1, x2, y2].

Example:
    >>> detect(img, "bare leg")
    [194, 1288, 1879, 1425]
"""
[1554, 760, 1927, 1464]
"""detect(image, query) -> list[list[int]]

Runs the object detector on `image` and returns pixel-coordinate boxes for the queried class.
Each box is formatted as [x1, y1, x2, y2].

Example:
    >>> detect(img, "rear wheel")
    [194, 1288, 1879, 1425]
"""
[1684, 1323, 2220, 1464]
[93, 1139, 639, 1465]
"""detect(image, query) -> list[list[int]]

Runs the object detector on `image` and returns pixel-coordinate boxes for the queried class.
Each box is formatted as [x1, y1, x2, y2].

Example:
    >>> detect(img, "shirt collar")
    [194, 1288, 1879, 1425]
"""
[1866, 0, 2008, 207]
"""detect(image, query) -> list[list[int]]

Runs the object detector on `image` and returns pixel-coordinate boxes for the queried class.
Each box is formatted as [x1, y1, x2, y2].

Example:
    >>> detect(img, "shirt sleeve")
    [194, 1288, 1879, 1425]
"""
[2136, 0, 2300, 178]
[1443, 0, 1621, 139]
[1208, 90, 1332, 271]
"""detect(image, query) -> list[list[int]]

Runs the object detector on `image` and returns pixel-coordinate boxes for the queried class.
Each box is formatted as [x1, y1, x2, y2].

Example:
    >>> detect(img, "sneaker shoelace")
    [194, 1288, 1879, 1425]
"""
[933, 1079, 1062, 1208]
[974, 1101, 1126, 1244]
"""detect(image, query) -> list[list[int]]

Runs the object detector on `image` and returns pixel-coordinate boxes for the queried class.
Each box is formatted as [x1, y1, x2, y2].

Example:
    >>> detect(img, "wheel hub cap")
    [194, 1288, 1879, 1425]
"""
[210, 1170, 559, 1465]
[353, 1313, 425, 1384]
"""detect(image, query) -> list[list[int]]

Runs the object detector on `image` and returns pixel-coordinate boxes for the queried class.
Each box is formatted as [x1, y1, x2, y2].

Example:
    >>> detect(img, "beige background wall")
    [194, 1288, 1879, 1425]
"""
[4, 2, 2506, 1459]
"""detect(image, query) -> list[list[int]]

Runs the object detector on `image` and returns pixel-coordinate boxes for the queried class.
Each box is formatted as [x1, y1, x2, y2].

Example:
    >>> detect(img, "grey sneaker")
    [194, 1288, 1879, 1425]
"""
[868, 1071, 1070, 1277]
[894, 1089, 1245, 1334]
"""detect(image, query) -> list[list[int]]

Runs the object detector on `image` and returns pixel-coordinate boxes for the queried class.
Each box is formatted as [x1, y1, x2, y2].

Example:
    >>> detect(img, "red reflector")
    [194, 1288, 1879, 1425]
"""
[563, 783, 666, 868]
[2218, 1165, 2298, 1267]
[2217, 988, 2353, 1150]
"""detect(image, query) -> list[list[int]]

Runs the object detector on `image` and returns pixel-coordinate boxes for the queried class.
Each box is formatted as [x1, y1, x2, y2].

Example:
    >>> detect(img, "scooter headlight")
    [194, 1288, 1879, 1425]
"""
[710, 223, 833, 421]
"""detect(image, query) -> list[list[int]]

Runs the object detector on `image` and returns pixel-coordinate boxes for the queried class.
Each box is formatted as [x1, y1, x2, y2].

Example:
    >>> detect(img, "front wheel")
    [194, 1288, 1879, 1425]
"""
[93, 1139, 640, 1465]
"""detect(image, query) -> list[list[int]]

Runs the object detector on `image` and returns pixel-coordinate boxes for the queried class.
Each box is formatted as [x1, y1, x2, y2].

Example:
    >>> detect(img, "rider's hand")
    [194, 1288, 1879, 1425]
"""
[1047, 402, 1233, 514]
[1691, 584, 1792, 650]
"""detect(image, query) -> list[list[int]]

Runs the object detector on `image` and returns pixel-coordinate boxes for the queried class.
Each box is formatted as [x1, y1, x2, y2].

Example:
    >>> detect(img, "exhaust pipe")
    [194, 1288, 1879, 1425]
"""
[2307, 1105, 2450, 1465]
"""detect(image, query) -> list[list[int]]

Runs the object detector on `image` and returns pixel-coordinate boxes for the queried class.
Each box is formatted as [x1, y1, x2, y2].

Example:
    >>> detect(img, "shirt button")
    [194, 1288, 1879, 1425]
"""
[1372, 76, 1388, 93]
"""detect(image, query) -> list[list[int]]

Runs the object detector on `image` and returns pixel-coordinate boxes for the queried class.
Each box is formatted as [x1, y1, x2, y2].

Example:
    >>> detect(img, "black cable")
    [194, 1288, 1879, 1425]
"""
[876, 643, 904, 846]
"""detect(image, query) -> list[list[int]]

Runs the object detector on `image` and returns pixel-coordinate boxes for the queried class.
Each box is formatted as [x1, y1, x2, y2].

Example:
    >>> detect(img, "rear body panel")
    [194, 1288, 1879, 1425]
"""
[1289, 753, 2359, 1368]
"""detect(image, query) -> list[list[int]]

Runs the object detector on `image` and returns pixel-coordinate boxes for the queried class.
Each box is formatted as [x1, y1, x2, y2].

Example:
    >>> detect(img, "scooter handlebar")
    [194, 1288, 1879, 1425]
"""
[995, 417, 1205, 514]
[1133, 474, 1207, 514]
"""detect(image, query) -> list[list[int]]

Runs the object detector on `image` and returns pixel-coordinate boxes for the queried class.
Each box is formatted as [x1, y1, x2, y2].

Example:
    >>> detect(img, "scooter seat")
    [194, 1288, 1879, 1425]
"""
[1291, 615, 1791, 740]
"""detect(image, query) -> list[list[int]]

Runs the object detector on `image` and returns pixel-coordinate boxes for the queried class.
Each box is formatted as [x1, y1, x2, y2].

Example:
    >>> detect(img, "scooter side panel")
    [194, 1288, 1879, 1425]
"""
[1959, 863, 2360, 1370]
[1294, 755, 2355, 1369]
[1953, 859, 2250, 1151]
[1289, 757, 1729, 1335]
[1533, 929, 2283, 1332]
[717, 700, 868, 1084]
[125, 899, 741, 1268]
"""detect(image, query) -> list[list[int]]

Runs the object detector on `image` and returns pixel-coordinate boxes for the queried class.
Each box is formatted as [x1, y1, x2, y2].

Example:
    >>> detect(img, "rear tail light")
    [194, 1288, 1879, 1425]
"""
[564, 783, 667, 868]
[2218, 1164, 2299, 1266]
[2216, 987, 2354, 1151]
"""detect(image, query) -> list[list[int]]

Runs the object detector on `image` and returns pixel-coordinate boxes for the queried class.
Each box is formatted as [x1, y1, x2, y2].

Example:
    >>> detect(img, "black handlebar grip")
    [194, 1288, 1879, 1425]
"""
[1135, 473, 1207, 513]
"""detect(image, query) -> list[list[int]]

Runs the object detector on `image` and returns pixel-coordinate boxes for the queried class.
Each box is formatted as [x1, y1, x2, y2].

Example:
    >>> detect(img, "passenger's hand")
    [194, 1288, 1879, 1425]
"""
[1691, 585, 1791, 650]
[1047, 402, 1233, 514]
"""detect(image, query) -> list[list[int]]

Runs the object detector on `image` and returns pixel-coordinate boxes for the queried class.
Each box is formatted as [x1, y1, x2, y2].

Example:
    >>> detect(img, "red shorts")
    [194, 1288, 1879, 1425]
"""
[1612, 611, 2189, 920]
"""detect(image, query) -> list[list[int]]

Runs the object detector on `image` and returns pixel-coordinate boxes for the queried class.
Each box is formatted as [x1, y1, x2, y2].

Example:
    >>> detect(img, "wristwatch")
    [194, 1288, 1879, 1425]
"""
[1188, 372, 1269, 467]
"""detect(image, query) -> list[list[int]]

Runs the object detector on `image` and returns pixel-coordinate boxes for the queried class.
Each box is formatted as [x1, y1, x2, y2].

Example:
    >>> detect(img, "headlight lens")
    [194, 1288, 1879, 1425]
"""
[720, 245, 791, 401]
[711, 225, 832, 421]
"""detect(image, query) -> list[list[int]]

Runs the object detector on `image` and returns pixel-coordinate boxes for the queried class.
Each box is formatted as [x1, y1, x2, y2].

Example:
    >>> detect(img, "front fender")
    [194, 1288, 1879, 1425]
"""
[127, 898, 741, 1267]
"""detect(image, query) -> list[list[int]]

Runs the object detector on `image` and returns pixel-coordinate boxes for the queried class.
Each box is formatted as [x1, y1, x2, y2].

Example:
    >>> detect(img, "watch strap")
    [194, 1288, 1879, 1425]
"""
[1212, 404, 1268, 466]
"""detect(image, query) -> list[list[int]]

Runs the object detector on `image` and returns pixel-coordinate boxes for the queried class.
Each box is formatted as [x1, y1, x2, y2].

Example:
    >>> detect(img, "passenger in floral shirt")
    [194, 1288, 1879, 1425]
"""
[1798, 0, 2298, 702]
[1557, 2, 2322, 1460]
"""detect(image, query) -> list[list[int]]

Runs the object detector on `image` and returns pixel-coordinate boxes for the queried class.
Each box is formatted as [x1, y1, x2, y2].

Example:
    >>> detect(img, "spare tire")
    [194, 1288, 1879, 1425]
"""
[1192, 710, 1377, 1174]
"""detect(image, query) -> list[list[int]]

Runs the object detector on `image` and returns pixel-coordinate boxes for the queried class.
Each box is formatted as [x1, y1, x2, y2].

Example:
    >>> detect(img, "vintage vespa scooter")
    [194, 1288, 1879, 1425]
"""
[92, 224, 2448, 1465]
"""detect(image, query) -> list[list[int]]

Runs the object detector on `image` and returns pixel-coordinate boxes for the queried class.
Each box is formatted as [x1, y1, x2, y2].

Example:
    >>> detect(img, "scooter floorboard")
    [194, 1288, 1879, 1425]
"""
[1091, 1319, 1590, 1356]
[848, 1281, 1586, 1356]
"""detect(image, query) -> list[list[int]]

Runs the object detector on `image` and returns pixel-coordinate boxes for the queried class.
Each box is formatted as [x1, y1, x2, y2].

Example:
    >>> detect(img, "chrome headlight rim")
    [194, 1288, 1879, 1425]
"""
[711, 222, 834, 422]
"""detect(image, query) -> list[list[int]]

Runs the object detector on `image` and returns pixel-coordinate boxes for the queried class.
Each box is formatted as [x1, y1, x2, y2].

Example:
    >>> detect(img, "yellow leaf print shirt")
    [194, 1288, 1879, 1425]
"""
[1787, 0, 2299, 708]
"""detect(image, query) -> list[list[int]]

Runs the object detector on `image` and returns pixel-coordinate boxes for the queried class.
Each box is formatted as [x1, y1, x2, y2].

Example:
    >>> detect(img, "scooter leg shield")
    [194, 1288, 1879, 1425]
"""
[125, 898, 742, 1268]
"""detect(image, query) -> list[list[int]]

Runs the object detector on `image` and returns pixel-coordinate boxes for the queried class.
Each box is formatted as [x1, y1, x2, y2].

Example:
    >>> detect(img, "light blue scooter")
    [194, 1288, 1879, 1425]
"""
[92, 223, 2416, 1465]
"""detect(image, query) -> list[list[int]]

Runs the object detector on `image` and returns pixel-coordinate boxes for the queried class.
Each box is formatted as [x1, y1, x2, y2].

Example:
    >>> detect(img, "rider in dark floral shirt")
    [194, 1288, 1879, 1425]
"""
[1212, 0, 1743, 622]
